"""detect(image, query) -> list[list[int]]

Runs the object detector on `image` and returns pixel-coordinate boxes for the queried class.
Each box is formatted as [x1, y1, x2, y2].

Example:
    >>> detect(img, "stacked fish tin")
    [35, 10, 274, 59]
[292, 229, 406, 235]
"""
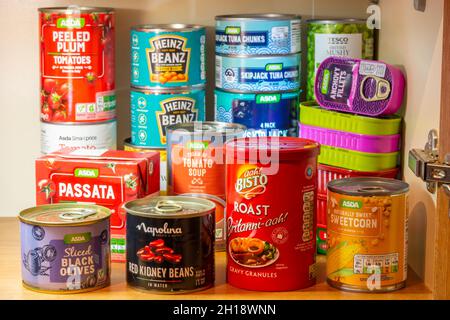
[299, 19, 406, 254]
[127, 24, 207, 193]
[214, 14, 301, 137]
[39, 7, 117, 154]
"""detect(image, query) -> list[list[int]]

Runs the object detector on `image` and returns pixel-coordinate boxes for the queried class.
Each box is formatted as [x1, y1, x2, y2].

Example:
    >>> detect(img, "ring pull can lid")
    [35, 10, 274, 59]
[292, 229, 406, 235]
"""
[155, 201, 183, 213]
[58, 209, 98, 221]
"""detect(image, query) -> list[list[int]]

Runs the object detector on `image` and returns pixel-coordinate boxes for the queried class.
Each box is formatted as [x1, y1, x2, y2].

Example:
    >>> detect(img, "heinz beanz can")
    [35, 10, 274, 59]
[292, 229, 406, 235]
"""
[20, 203, 111, 293]
[215, 89, 299, 137]
[130, 87, 205, 148]
[306, 19, 375, 100]
[40, 120, 117, 154]
[166, 122, 246, 250]
[215, 54, 300, 92]
[327, 177, 409, 292]
[124, 138, 168, 194]
[226, 137, 320, 291]
[39, 7, 116, 123]
[131, 24, 206, 88]
[125, 196, 215, 293]
[215, 14, 301, 55]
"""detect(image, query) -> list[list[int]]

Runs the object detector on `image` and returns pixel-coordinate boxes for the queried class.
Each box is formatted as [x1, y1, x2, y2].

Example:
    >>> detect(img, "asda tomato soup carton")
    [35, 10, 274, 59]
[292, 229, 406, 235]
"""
[35, 149, 160, 262]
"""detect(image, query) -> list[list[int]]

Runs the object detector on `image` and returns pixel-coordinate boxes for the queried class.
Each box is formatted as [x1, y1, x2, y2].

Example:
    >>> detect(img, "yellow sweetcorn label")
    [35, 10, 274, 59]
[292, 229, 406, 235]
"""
[326, 191, 408, 291]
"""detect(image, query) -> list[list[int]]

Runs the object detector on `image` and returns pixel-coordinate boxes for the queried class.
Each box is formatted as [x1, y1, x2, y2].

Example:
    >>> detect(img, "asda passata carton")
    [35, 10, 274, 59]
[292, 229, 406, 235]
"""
[35, 149, 160, 262]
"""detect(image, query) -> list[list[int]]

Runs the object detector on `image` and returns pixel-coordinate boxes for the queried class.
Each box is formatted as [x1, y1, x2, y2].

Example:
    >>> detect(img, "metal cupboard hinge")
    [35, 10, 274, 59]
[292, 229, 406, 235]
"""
[408, 129, 450, 194]
[414, 0, 426, 12]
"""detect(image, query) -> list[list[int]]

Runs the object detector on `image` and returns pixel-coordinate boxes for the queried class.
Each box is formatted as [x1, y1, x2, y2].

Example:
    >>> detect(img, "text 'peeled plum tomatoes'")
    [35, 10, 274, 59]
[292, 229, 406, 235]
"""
[39, 7, 116, 123]
[225, 137, 320, 291]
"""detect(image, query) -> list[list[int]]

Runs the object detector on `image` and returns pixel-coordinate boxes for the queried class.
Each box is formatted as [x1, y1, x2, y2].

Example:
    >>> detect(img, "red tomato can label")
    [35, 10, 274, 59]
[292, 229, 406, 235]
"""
[39, 7, 115, 123]
[226, 137, 319, 291]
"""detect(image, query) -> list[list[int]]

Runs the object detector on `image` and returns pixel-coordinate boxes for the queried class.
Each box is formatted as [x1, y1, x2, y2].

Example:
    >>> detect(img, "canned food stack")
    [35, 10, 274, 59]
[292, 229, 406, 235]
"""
[214, 14, 302, 137]
[39, 7, 117, 154]
[300, 19, 406, 254]
[127, 24, 207, 194]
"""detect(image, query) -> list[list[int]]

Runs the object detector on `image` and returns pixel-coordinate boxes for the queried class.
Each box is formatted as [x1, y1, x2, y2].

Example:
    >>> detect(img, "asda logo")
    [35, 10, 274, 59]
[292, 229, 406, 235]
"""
[321, 69, 330, 94]
[256, 94, 281, 104]
[265, 63, 283, 71]
[187, 141, 209, 150]
[57, 17, 85, 28]
[225, 26, 241, 35]
[74, 168, 99, 178]
[64, 232, 91, 244]
[340, 199, 363, 209]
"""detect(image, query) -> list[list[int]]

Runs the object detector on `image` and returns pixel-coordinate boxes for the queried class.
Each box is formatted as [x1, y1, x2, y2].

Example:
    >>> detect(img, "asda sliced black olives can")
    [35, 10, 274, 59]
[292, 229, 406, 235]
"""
[125, 196, 215, 293]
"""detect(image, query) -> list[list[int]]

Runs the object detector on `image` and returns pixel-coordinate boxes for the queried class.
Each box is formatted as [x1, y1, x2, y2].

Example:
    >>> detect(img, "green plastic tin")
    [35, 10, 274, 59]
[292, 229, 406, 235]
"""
[319, 145, 399, 172]
[299, 102, 402, 136]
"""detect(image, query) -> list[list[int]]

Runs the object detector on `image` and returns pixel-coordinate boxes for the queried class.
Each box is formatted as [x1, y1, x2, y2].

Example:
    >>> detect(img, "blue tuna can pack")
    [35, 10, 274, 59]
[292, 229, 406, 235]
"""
[215, 54, 301, 92]
[215, 14, 301, 55]
[215, 89, 299, 137]
[131, 24, 206, 88]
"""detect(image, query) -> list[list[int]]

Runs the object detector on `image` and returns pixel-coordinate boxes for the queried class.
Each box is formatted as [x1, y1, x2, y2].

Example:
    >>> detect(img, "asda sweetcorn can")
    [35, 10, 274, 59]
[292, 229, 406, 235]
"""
[326, 177, 409, 292]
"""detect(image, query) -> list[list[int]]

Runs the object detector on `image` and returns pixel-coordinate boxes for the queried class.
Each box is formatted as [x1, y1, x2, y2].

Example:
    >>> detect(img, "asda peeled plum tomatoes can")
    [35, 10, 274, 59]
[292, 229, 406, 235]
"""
[39, 7, 115, 123]
[225, 137, 320, 291]
[125, 196, 215, 293]
[130, 24, 206, 88]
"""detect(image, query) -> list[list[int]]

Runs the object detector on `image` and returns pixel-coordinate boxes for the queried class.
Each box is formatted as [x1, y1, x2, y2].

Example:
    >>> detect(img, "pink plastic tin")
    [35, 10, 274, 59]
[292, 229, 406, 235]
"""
[299, 124, 401, 153]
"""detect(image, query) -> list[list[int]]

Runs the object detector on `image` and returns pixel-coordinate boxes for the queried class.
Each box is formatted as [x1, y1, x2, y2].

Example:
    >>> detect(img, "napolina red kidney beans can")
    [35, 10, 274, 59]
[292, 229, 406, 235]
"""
[19, 203, 111, 293]
[225, 137, 320, 291]
[39, 7, 115, 123]
[125, 196, 215, 293]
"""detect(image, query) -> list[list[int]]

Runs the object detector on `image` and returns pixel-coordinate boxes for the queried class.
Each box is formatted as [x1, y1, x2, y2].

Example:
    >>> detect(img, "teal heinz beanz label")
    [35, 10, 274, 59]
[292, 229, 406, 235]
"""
[130, 26, 206, 88]
[131, 88, 206, 148]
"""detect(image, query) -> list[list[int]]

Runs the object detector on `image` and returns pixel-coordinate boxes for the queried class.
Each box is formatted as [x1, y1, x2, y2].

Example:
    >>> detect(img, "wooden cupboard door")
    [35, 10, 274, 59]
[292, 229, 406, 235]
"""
[434, 0, 450, 300]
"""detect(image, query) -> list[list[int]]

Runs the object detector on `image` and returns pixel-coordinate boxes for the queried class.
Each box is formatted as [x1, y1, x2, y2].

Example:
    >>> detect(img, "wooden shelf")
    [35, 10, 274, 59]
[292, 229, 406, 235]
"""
[0, 218, 432, 300]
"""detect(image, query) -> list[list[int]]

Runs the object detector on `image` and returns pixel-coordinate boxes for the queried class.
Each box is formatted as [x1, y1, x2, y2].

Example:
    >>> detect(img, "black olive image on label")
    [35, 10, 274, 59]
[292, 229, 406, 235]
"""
[32, 226, 45, 241]
[100, 229, 108, 244]
[42, 245, 57, 262]
[27, 250, 42, 276]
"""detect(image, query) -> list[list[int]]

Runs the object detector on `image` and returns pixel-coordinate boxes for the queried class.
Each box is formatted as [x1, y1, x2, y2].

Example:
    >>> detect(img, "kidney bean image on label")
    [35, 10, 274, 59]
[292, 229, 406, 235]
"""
[226, 137, 320, 291]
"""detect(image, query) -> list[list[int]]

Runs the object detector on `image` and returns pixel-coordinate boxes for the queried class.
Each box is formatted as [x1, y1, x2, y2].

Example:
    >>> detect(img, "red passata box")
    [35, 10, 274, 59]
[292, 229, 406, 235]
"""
[35, 149, 160, 262]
